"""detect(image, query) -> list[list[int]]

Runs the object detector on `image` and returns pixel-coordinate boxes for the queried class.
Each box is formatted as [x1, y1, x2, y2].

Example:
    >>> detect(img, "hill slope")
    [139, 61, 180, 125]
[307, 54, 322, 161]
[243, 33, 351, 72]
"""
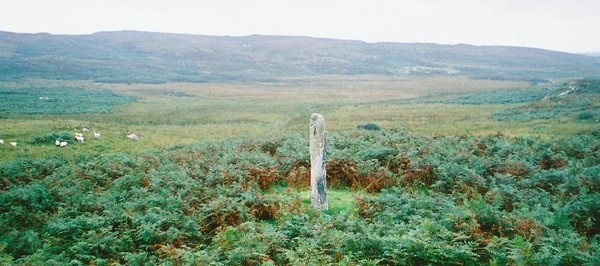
[1, 31, 599, 83]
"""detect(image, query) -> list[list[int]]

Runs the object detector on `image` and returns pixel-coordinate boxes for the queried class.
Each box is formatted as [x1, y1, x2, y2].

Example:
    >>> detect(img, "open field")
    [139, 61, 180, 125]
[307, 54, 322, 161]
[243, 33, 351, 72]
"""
[3, 75, 597, 162]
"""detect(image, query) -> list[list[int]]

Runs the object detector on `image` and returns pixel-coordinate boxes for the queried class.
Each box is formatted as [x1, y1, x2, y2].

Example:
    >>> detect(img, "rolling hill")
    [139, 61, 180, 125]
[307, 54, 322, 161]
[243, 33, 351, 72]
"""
[0, 30, 599, 83]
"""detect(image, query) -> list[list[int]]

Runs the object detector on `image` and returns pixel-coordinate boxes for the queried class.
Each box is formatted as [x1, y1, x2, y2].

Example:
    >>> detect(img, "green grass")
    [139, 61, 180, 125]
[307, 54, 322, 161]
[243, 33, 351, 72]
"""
[282, 188, 365, 215]
[0, 86, 134, 115]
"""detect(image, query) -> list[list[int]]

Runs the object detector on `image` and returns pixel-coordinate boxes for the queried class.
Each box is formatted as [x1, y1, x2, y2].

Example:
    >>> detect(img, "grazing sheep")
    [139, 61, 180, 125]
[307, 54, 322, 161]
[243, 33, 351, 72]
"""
[55, 140, 61, 146]
[74, 132, 84, 142]
[59, 141, 68, 148]
[0, 139, 4, 144]
[126, 133, 140, 141]
[10, 142, 17, 147]
[93, 132, 101, 139]
[82, 127, 90, 132]
[74, 133, 84, 142]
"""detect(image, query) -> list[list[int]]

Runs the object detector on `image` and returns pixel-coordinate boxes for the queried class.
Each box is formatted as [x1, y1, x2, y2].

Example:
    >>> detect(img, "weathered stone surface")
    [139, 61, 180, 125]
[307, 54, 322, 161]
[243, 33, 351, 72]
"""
[310, 113, 328, 210]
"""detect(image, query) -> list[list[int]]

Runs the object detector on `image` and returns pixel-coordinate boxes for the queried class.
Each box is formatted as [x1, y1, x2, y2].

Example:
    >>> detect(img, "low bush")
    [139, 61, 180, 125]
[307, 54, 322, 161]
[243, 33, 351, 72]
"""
[356, 123, 381, 130]
[30, 131, 72, 145]
[577, 111, 595, 120]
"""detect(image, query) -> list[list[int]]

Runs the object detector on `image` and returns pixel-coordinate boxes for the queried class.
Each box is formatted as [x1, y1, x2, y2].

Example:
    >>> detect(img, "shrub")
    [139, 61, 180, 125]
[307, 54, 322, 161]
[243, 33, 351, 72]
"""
[30, 131, 72, 145]
[577, 111, 595, 120]
[357, 123, 381, 130]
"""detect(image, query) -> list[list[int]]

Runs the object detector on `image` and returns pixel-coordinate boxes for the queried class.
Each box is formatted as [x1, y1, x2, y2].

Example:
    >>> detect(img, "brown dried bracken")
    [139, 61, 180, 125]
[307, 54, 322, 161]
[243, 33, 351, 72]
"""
[247, 166, 280, 190]
[401, 164, 435, 187]
[285, 162, 310, 188]
[539, 157, 568, 170]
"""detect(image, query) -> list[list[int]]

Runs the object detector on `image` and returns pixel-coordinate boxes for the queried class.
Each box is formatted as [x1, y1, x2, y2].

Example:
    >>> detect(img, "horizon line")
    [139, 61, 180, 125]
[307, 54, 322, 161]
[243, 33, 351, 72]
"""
[1, 29, 596, 55]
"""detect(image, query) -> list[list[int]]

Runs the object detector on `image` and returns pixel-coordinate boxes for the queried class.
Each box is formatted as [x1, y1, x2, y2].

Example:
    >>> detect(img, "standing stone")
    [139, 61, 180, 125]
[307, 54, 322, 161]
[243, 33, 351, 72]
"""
[309, 113, 328, 210]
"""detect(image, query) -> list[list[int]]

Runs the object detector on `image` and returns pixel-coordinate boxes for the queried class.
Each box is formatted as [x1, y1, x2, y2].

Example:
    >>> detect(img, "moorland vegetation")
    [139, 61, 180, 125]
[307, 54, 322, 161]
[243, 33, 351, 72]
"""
[0, 79, 598, 265]
[1, 31, 600, 83]
[0, 31, 598, 264]
[1, 126, 598, 265]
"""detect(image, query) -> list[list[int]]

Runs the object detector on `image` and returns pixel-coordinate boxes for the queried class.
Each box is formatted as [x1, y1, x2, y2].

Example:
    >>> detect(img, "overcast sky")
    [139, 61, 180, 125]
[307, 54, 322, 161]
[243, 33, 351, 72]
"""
[1, 0, 598, 53]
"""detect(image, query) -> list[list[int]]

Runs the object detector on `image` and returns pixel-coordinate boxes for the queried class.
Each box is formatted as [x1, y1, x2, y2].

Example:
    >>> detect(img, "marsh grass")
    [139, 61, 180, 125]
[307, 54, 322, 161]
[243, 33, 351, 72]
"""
[1, 76, 596, 161]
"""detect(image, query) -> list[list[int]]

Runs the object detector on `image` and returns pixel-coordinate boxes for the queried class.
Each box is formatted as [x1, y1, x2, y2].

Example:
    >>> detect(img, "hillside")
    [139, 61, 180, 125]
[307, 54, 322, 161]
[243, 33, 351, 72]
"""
[1, 31, 599, 83]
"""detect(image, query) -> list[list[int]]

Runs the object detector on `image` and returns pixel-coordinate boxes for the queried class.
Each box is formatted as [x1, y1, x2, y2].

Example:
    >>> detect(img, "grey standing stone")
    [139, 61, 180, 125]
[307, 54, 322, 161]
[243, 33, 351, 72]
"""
[309, 113, 328, 210]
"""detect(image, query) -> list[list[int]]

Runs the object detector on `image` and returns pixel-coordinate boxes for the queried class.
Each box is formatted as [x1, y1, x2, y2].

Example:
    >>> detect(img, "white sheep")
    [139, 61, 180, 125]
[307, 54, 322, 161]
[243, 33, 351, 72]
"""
[126, 133, 140, 141]
[93, 132, 101, 139]
[74, 133, 84, 142]
[82, 127, 90, 132]
[10, 142, 17, 147]
[0, 139, 4, 144]
[59, 141, 68, 148]
[55, 140, 61, 146]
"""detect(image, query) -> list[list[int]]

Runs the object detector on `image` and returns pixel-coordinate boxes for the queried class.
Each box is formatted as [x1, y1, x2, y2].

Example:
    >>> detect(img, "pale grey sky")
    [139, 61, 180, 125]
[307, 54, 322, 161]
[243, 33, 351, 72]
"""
[1, 0, 598, 53]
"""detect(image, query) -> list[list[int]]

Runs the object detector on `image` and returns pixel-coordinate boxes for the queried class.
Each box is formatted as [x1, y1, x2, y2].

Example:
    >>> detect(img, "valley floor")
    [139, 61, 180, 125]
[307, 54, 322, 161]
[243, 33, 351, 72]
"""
[1, 76, 597, 161]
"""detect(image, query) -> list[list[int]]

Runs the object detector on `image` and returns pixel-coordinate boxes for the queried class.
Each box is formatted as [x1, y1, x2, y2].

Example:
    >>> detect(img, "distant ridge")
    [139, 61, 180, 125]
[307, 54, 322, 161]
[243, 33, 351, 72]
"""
[0, 30, 599, 83]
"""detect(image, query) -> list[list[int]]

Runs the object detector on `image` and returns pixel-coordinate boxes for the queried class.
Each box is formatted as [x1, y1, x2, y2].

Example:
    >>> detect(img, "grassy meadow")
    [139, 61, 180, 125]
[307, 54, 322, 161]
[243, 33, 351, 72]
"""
[2, 75, 595, 162]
